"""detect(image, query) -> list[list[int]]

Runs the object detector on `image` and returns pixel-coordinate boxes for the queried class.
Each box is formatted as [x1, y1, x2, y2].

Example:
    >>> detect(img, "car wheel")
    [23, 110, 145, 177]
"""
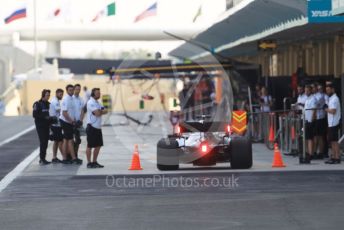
[229, 136, 253, 169]
[157, 138, 180, 171]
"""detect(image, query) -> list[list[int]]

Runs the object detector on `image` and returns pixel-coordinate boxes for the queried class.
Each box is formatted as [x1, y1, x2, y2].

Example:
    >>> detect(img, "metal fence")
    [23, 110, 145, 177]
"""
[248, 109, 304, 155]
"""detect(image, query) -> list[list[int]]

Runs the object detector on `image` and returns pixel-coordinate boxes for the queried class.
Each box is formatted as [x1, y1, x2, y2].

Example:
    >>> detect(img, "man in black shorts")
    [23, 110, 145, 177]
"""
[49, 88, 64, 163]
[303, 85, 317, 163]
[325, 84, 341, 164]
[313, 83, 327, 159]
[86, 88, 108, 168]
[59, 85, 82, 165]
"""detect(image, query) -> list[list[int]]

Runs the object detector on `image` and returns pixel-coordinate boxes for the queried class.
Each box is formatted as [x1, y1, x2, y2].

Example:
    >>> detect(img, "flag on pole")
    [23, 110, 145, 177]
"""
[47, 7, 61, 20]
[92, 2, 116, 22]
[54, 8, 61, 17]
[134, 2, 157, 23]
[193, 5, 202, 23]
[4, 7, 27, 24]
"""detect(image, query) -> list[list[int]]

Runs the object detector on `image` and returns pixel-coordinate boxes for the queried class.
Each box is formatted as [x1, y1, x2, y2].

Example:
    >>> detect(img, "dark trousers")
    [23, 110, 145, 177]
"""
[73, 128, 81, 157]
[35, 124, 50, 160]
[185, 104, 195, 121]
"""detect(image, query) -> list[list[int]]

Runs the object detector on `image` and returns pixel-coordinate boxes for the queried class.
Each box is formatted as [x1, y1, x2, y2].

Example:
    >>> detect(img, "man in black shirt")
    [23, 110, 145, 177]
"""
[33, 89, 56, 165]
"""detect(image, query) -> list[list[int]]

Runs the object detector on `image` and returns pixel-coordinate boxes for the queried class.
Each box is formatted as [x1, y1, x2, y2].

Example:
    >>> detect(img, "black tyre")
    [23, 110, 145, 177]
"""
[157, 138, 180, 171]
[229, 136, 253, 169]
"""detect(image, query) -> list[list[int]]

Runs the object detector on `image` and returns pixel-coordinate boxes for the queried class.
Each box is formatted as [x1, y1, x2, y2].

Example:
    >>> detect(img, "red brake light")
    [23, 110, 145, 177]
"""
[176, 125, 181, 135]
[201, 142, 208, 153]
[226, 124, 232, 134]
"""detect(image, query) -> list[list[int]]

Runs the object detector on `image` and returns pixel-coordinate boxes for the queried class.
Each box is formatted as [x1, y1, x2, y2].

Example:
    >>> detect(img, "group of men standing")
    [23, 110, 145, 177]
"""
[297, 82, 341, 164]
[33, 84, 108, 168]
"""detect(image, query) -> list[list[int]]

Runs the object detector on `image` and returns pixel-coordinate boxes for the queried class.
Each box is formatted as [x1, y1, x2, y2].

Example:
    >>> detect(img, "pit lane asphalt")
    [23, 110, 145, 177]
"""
[0, 130, 37, 181]
[1, 171, 344, 230]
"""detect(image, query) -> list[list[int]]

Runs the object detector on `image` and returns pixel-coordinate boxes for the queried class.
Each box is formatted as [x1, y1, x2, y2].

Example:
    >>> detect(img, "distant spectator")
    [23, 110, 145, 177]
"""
[83, 86, 91, 104]
[260, 86, 273, 112]
[310, 83, 317, 95]
[179, 82, 195, 121]
[251, 84, 262, 141]
[254, 84, 261, 97]
[201, 78, 213, 116]
[252, 84, 261, 111]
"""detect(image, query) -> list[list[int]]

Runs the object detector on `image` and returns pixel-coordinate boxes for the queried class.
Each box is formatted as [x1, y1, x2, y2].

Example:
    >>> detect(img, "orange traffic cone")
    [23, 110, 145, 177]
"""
[272, 143, 286, 168]
[129, 144, 143, 170]
[268, 125, 275, 143]
[291, 126, 296, 141]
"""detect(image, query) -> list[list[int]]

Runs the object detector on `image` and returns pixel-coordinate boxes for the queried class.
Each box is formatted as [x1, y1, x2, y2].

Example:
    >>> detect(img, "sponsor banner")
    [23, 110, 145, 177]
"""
[308, 0, 344, 23]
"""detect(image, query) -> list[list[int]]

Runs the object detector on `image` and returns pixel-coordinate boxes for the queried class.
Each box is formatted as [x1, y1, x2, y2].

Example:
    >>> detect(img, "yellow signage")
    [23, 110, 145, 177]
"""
[258, 41, 277, 50]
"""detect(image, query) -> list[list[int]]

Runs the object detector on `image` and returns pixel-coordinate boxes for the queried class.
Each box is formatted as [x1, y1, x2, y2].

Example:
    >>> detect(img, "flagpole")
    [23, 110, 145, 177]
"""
[33, 0, 38, 73]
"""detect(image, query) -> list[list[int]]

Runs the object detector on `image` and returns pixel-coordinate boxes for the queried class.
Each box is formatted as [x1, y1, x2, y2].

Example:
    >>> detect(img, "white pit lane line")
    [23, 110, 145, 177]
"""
[0, 148, 39, 193]
[0, 125, 35, 148]
[0, 125, 38, 193]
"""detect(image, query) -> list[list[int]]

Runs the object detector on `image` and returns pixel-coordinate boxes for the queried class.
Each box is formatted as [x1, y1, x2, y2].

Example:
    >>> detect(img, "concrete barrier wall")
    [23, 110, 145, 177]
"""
[22, 78, 178, 115]
[0, 45, 35, 95]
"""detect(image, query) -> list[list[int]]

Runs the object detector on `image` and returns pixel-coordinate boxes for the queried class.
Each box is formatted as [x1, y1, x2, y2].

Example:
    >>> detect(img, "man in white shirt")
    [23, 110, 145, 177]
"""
[83, 86, 91, 105]
[303, 85, 317, 163]
[325, 84, 341, 164]
[296, 85, 307, 111]
[86, 88, 108, 168]
[59, 84, 82, 165]
[313, 83, 327, 159]
[73, 84, 85, 157]
[49, 88, 64, 163]
[260, 86, 273, 112]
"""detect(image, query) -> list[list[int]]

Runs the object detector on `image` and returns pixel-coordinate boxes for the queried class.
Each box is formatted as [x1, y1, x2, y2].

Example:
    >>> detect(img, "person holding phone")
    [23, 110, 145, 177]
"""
[86, 88, 108, 168]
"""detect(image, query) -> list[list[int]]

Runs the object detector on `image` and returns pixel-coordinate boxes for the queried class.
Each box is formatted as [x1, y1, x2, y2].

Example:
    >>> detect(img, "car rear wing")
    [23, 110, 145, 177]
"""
[178, 111, 247, 135]
[179, 122, 227, 133]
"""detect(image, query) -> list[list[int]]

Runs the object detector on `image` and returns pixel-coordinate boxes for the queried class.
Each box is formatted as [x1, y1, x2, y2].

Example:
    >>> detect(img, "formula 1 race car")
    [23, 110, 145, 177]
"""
[153, 61, 254, 171]
[157, 115, 252, 170]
